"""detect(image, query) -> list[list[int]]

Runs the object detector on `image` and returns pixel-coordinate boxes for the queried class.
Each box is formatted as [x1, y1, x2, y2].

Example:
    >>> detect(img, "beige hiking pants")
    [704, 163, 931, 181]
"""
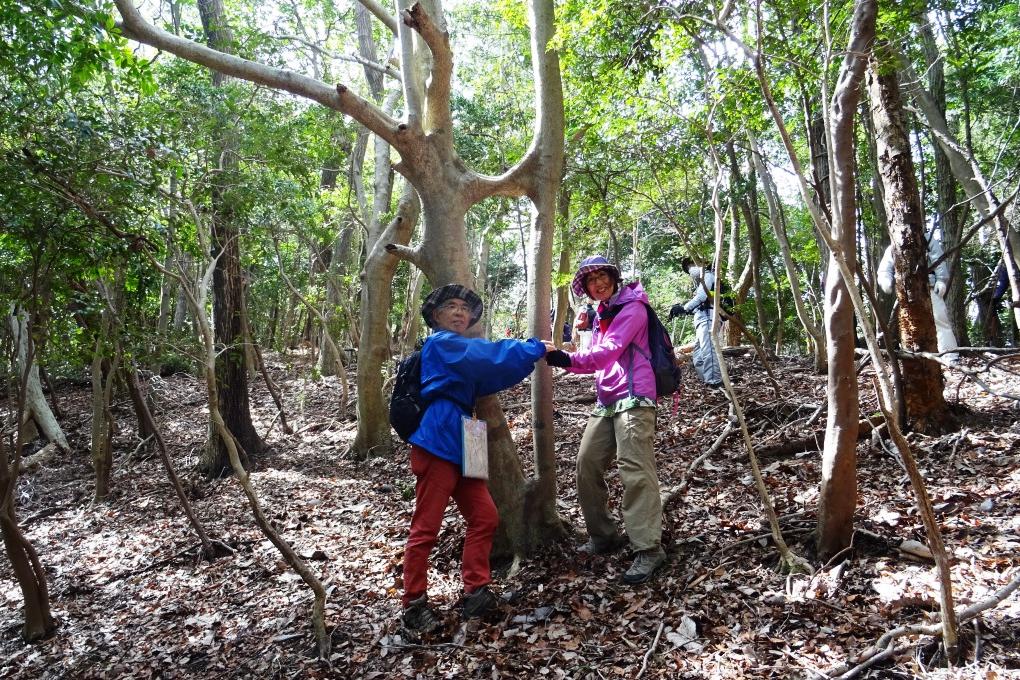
[576, 406, 662, 552]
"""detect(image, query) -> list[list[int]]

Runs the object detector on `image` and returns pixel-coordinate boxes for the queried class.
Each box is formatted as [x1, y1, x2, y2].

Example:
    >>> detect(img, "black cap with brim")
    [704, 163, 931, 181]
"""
[421, 284, 484, 330]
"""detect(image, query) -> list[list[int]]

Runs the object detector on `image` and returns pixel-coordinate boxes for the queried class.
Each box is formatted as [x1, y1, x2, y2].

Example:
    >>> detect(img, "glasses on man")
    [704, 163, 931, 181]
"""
[439, 301, 473, 314]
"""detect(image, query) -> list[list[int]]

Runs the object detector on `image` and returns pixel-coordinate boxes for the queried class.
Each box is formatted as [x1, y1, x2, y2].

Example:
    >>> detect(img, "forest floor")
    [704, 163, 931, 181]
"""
[1, 349, 1019, 679]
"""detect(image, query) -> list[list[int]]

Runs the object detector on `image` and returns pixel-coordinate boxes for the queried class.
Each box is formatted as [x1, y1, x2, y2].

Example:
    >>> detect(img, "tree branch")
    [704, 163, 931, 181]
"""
[112, 0, 405, 149]
[403, 3, 453, 133]
[356, 0, 399, 35]
[272, 34, 401, 82]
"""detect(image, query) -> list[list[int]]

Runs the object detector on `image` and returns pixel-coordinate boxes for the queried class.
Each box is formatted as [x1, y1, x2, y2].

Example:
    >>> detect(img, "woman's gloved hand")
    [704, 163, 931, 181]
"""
[545, 350, 572, 368]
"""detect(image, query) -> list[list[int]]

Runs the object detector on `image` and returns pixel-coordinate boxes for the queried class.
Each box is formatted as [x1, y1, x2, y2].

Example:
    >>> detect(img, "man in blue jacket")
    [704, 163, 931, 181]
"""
[401, 284, 548, 633]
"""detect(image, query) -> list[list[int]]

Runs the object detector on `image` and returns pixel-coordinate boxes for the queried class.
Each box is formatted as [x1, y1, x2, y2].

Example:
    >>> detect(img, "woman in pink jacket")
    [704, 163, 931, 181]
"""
[545, 256, 666, 584]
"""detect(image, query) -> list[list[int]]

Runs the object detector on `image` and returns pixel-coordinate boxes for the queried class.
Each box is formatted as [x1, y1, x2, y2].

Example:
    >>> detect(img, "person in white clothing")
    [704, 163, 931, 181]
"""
[877, 230, 959, 363]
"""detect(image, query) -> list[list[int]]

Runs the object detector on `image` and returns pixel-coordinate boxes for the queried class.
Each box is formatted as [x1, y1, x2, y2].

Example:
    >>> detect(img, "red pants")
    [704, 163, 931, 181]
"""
[401, 445, 499, 607]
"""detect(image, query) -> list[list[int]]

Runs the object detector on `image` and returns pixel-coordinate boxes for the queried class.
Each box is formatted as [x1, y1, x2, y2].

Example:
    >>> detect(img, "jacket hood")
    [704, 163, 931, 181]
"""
[609, 280, 649, 309]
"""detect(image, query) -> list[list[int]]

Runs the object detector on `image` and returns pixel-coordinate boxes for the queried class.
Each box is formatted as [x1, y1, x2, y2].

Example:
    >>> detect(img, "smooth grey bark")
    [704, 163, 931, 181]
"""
[7, 306, 69, 452]
[748, 131, 826, 371]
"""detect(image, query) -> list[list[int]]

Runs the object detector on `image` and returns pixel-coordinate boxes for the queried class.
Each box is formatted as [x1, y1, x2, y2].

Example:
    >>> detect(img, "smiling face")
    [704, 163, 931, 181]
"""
[432, 298, 472, 333]
[584, 269, 615, 303]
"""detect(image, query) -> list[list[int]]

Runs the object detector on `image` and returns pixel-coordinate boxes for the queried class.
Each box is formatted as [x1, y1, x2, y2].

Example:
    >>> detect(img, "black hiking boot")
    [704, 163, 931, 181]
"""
[401, 595, 440, 634]
[462, 586, 497, 619]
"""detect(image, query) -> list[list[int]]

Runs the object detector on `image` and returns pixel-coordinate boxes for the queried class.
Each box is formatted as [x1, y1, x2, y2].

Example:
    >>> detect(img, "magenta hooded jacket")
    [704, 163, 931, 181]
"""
[565, 281, 656, 406]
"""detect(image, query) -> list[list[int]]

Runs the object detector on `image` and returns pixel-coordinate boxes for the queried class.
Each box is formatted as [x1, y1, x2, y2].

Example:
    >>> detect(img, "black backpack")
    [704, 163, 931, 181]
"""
[389, 344, 475, 442]
[640, 304, 683, 398]
[698, 277, 736, 313]
[389, 350, 426, 442]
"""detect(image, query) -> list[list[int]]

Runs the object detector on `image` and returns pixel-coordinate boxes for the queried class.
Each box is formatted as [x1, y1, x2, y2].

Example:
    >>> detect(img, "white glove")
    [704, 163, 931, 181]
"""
[933, 280, 947, 297]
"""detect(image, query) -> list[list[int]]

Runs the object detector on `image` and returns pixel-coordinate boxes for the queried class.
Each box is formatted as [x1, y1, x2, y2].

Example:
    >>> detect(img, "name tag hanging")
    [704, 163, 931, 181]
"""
[461, 416, 488, 479]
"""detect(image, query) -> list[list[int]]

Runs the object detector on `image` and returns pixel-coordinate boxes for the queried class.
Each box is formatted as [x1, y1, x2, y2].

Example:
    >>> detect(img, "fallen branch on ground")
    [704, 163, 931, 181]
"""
[758, 415, 886, 458]
[822, 567, 1020, 679]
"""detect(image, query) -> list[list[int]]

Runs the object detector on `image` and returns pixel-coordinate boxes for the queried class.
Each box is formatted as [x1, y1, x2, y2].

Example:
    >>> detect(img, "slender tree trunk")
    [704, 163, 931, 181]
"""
[749, 131, 826, 372]
[816, 0, 876, 561]
[123, 364, 222, 560]
[317, 227, 353, 377]
[900, 57, 1020, 333]
[552, 187, 571, 348]
[351, 185, 419, 458]
[919, 22, 968, 346]
[7, 306, 69, 452]
[522, 0, 568, 549]
[198, 0, 263, 475]
[1, 360, 56, 641]
[867, 46, 950, 433]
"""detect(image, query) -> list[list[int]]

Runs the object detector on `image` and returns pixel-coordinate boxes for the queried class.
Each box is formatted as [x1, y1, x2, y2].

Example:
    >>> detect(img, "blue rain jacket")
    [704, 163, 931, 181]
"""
[409, 330, 546, 467]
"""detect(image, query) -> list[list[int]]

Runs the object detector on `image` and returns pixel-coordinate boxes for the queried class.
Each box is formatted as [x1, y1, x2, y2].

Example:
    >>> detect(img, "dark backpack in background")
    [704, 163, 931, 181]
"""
[389, 350, 425, 442]
[603, 301, 683, 399]
[641, 304, 683, 398]
[698, 277, 736, 314]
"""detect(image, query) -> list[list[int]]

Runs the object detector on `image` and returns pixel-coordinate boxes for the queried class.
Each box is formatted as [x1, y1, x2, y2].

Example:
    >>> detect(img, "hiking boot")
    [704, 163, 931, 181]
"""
[462, 586, 497, 619]
[578, 532, 628, 555]
[401, 595, 440, 634]
[622, 547, 666, 585]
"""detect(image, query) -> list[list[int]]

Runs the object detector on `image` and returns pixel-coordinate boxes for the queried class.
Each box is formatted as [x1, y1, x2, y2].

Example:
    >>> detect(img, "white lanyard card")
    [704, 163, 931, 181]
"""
[461, 416, 489, 479]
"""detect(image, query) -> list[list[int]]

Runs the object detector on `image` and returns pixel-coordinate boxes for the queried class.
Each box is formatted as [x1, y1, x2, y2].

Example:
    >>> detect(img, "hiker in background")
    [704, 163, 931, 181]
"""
[877, 229, 959, 363]
[550, 308, 574, 344]
[400, 284, 548, 633]
[543, 256, 666, 585]
[669, 257, 723, 387]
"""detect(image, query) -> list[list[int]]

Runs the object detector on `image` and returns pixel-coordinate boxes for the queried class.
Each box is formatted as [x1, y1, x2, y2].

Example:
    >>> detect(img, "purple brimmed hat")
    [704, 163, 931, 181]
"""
[571, 256, 621, 298]
[421, 284, 484, 329]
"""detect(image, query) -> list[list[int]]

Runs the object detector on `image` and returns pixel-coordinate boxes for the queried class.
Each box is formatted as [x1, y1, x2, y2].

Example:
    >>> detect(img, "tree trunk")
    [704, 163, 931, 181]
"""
[90, 343, 115, 502]
[123, 364, 222, 559]
[900, 57, 1020, 333]
[522, 0, 568, 549]
[7, 306, 69, 452]
[0, 510, 55, 641]
[919, 22, 968, 346]
[198, 0, 264, 475]
[1, 376, 56, 641]
[351, 185, 419, 458]
[317, 219, 354, 377]
[867, 46, 950, 434]
[114, 0, 569, 562]
[973, 262, 1004, 347]
[816, 0, 876, 561]
[749, 131, 826, 372]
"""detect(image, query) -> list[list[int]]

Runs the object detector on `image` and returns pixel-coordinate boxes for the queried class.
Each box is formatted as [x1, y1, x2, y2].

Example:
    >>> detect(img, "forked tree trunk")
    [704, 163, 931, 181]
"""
[114, 0, 568, 559]
[867, 46, 950, 434]
[0, 510, 55, 641]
